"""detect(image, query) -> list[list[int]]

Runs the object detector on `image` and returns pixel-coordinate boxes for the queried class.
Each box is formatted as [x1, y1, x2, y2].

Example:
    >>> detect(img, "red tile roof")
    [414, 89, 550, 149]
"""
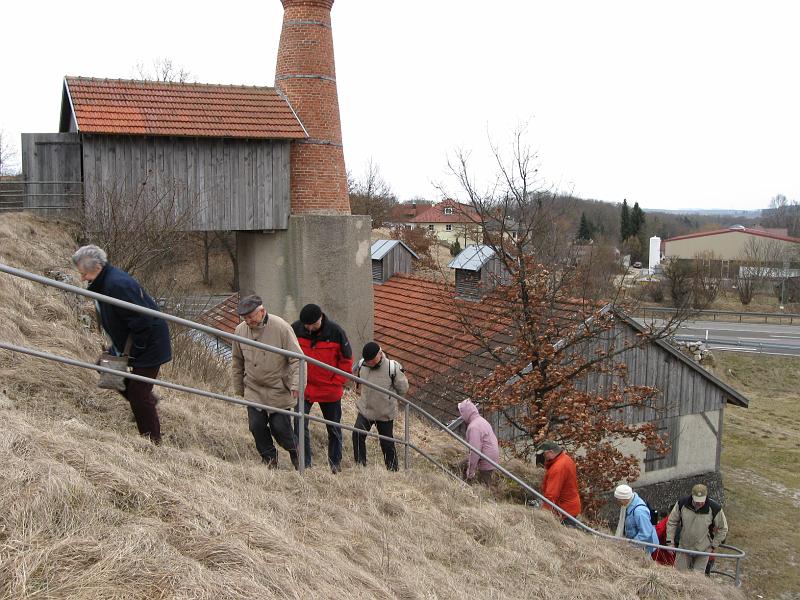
[197, 293, 240, 335]
[63, 77, 307, 139]
[409, 199, 481, 224]
[665, 226, 800, 244]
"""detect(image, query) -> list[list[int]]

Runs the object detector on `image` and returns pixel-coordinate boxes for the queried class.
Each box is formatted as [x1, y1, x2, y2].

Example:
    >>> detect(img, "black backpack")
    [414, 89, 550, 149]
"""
[637, 497, 660, 526]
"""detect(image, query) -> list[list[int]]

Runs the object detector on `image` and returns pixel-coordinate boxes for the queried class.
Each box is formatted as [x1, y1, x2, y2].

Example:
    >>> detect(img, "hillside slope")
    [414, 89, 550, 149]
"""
[0, 213, 743, 599]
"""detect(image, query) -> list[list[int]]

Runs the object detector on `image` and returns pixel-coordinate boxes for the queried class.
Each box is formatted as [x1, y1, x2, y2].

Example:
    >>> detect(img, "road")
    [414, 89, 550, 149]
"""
[641, 318, 800, 357]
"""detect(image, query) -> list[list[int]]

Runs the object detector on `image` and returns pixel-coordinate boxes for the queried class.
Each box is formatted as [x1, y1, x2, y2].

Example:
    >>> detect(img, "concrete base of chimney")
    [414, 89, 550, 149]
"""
[237, 214, 374, 354]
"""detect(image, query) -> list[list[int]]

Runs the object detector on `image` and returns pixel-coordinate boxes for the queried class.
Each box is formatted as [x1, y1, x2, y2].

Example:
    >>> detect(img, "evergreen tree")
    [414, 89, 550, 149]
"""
[577, 212, 594, 241]
[620, 199, 631, 242]
[630, 202, 645, 236]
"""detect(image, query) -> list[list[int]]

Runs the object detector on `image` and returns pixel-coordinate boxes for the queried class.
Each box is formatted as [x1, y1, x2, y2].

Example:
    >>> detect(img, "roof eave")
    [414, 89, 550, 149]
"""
[59, 78, 79, 133]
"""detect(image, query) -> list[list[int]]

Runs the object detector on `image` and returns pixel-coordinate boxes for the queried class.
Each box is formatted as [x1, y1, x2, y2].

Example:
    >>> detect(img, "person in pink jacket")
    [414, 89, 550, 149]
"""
[457, 399, 501, 484]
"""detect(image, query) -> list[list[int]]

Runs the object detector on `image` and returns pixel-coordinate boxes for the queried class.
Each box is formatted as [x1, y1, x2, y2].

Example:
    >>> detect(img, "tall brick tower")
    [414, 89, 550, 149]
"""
[275, 0, 350, 215]
[237, 0, 373, 352]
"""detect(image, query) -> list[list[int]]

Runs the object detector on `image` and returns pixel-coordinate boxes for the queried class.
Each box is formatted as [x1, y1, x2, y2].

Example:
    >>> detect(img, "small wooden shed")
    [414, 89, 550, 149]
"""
[448, 245, 509, 300]
[22, 77, 307, 229]
[371, 239, 418, 284]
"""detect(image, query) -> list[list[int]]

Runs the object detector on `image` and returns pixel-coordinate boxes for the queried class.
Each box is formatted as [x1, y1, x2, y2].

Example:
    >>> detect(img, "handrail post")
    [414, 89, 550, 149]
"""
[734, 556, 742, 587]
[297, 357, 306, 474]
[404, 402, 410, 470]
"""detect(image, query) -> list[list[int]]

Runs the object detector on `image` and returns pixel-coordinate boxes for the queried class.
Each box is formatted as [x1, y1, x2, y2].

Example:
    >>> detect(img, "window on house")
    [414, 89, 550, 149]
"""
[446, 224, 453, 231]
[444, 207, 453, 215]
[428, 224, 435, 231]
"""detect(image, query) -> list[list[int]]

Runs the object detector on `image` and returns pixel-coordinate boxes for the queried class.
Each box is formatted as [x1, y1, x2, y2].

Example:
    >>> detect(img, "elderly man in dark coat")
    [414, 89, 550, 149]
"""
[72, 245, 172, 444]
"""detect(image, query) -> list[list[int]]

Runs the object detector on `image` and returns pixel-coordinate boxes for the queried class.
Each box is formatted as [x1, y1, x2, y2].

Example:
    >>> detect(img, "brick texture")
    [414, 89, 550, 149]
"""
[276, 0, 350, 215]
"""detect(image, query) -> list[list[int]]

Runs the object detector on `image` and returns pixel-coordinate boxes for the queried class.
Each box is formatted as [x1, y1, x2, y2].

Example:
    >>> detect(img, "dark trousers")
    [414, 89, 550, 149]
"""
[247, 407, 297, 464]
[352, 413, 398, 471]
[120, 366, 161, 443]
[294, 399, 342, 468]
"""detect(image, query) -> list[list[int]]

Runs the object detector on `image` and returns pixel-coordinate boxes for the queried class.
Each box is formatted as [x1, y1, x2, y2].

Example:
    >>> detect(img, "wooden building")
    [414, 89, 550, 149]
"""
[371, 239, 418, 284]
[448, 244, 509, 301]
[22, 77, 306, 230]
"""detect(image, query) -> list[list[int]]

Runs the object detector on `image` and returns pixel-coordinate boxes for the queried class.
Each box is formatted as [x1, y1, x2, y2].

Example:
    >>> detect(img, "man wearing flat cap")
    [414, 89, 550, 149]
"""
[536, 440, 582, 523]
[291, 303, 353, 473]
[665, 483, 729, 572]
[351, 342, 409, 471]
[231, 294, 305, 469]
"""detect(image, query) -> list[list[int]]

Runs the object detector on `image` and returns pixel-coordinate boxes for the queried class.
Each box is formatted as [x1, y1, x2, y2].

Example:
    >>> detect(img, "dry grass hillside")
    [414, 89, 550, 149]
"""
[0, 213, 744, 599]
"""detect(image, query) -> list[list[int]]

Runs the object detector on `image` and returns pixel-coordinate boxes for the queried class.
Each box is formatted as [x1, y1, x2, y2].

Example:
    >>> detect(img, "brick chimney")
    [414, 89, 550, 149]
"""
[275, 0, 350, 215]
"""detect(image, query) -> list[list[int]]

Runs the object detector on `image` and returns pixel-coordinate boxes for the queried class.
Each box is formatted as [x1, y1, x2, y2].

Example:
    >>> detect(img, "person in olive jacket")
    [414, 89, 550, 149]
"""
[665, 483, 729, 573]
[232, 294, 304, 469]
[72, 245, 172, 444]
[352, 342, 409, 471]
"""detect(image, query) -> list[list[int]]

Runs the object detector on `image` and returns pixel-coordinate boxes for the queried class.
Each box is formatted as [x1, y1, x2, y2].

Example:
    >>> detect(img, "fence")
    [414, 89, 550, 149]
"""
[0, 261, 747, 586]
[0, 180, 82, 212]
[639, 305, 800, 325]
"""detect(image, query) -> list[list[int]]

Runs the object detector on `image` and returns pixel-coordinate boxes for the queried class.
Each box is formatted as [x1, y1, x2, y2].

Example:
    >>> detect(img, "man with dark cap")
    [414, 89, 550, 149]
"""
[291, 303, 353, 473]
[352, 342, 409, 471]
[665, 483, 729, 573]
[231, 294, 304, 469]
[536, 440, 582, 523]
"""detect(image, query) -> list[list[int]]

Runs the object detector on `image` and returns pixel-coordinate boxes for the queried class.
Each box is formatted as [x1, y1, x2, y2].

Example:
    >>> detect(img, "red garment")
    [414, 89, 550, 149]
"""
[541, 451, 582, 518]
[652, 515, 676, 566]
[292, 316, 353, 403]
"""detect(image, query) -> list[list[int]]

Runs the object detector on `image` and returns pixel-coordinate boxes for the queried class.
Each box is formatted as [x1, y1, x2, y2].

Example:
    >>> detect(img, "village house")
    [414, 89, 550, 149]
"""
[408, 199, 483, 245]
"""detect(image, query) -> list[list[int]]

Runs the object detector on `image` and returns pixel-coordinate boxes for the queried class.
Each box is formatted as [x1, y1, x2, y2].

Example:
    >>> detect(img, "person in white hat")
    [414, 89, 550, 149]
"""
[614, 484, 659, 554]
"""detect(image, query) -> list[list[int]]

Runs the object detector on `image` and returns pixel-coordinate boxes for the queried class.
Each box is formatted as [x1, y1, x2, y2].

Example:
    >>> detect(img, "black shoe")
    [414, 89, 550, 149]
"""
[289, 451, 300, 470]
[263, 457, 278, 469]
[330, 463, 341, 474]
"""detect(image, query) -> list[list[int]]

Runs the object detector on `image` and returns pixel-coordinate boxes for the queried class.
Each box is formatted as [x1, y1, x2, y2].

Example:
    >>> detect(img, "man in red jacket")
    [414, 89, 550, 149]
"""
[292, 304, 353, 473]
[537, 440, 582, 524]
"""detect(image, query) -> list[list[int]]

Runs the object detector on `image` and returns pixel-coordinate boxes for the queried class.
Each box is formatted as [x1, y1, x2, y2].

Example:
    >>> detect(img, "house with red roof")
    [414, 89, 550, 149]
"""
[22, 76, 306, 228]
[408, 199, 483, 245]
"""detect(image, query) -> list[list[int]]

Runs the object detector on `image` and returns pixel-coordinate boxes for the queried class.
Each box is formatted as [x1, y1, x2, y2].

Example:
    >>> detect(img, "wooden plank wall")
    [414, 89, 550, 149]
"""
[21, 133, 82, 218]
[482, 321, 728, 444]
[82, 135, 291, 231]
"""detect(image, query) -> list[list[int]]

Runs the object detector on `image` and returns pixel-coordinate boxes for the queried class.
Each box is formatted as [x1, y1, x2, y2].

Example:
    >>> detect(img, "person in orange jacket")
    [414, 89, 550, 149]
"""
[536, 440, 582, 524]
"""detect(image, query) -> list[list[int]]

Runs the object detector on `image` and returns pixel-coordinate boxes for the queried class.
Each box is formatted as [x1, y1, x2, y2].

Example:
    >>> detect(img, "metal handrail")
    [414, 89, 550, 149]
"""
[0, 262, 747, 585]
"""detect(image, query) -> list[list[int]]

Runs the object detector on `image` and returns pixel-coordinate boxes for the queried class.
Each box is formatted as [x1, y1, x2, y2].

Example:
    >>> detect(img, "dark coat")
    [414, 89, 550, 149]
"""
[89, 264, 172, 368]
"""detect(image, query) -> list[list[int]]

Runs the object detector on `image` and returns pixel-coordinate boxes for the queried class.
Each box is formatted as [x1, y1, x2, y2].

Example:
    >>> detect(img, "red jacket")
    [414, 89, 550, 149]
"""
[291, 315, 353, 403]
[542, 451, 582, 518]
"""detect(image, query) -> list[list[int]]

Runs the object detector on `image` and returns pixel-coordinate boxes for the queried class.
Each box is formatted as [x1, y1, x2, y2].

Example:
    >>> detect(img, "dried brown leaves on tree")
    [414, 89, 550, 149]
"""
[444, 130, 694, 516]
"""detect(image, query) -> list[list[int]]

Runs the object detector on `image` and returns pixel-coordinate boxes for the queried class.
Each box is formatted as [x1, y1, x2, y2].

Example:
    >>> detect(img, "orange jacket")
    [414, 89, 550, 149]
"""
[542, 451, 581, 518]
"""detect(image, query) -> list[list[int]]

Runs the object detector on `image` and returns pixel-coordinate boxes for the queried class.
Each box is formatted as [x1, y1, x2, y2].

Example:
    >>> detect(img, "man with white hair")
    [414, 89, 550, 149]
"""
[613, 484, 659, 554]
[72, 244, 172, 444]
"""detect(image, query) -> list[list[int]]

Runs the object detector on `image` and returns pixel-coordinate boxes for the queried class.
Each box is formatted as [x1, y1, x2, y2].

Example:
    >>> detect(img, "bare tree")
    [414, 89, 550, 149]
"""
[82, 174, 198, 296]
[0, 131, 18, 176]
[441, 130, 696, 515]
[737, 236, 789, 305]
[348, 159, 397, 228]
[135, 58, 192, 83]
[762, 194, 800, 238]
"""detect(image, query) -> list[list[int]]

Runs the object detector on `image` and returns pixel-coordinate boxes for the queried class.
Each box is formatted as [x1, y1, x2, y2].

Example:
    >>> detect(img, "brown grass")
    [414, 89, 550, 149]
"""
[0, 213, 744, 599]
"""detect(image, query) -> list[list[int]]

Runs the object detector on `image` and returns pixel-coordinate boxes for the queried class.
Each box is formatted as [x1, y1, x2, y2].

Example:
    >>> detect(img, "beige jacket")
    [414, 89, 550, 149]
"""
[666, 496, 729, 552]
[353, 356, 409, 421]
[231, 314, 305, 410]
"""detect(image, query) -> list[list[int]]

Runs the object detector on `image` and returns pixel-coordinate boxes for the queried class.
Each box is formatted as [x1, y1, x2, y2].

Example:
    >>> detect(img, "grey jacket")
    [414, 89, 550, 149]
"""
[353, 356, 409, 421]
[231, 314, 305, 410]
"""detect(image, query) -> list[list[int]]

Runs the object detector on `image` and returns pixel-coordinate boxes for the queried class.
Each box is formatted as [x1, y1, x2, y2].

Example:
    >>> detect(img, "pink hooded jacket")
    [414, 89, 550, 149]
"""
[458, 399, 500, 478]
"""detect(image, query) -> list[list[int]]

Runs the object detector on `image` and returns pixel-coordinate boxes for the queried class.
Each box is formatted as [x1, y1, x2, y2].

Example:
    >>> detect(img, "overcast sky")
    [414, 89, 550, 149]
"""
[2, 1, 797, 211]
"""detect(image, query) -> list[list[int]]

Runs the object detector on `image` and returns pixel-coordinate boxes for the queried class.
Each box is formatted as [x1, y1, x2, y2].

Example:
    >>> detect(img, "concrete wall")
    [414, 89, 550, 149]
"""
[237, 214, 374, 354]
[616, 410, 721, 487]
